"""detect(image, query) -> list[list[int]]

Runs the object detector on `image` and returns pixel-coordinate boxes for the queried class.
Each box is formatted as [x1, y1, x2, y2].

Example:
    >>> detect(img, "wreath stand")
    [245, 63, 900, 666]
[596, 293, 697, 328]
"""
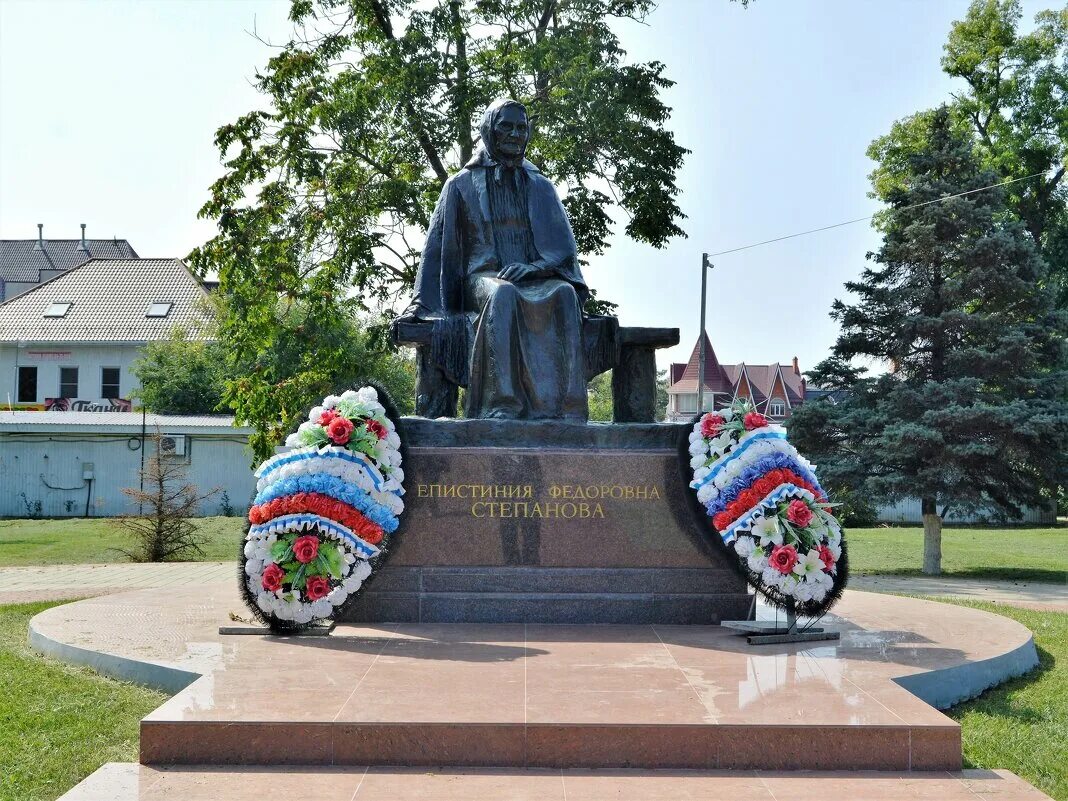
[721, 594, 841, 645]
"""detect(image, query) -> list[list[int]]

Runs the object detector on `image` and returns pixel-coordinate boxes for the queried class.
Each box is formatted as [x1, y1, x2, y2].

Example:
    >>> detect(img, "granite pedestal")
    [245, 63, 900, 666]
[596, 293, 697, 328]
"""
[341, 419, 750, 624]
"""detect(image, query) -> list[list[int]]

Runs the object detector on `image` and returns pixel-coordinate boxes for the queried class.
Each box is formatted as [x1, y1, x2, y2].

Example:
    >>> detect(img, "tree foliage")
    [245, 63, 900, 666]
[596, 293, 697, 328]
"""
[791, 108, 1068, 572]
[217, 298, 417, 461]
[132, 331, 230, 415]
[870, 0, 1068, 302]
[189, 0, 694, 442]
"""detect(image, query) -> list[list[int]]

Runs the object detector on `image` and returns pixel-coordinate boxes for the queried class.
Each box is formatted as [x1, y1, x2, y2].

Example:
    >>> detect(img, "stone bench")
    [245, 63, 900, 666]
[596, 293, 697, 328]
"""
[392, 318, 678, 422]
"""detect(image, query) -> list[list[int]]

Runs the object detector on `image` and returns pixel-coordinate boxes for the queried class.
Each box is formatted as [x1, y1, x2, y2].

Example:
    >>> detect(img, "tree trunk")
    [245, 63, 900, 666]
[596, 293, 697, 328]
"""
[921, 496, 942, 575]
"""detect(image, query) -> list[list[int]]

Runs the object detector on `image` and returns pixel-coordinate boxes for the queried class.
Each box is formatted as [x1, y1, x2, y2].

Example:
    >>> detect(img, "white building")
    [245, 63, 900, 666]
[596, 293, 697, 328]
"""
[0, 411, 255, 518]
[0, 258, 213, 410]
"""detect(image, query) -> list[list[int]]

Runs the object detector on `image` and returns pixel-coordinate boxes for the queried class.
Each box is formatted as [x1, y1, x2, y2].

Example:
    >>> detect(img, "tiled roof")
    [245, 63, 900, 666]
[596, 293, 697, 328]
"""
[668, 333, 806, 409]
[0, 238, 138, 284]
[669, 331, 734, 394]
[0, 411, 249, 431]
[0, 258, 213, 342]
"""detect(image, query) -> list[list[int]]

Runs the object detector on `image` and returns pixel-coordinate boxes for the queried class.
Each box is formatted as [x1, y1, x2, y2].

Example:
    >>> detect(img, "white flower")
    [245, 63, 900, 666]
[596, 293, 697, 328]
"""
[792, 548, 824, 578]
[761, 566, 785, 589]
[734, 536, 757, 558]
[284, 433, 301, 447]
[308, 405, 324, 423]
[689, 453, 706, 470]
[693, 467, 710, 484]
[340, 389, 359, 402]
[747, 551, 767, 573]
[697, 484, 714, 505]
[688, 430, 701, 444]
[754, 515, 783, 548]
[793, 580, 815, 602]
[357, 386, 379, 403]
[688, 438, 707, 456]
[322, 394, 341, 409]
[354, 560, 373, 580]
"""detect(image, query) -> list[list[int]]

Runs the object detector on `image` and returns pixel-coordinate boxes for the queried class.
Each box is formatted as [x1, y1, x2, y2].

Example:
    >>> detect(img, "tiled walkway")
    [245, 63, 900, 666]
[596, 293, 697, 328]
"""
[0, 562, 234, 604]
[850, 574, 1068, 612]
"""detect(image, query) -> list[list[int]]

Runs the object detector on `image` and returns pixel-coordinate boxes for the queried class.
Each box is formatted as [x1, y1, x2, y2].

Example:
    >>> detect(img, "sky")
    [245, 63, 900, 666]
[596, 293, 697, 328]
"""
[0, 0, 1055, 374]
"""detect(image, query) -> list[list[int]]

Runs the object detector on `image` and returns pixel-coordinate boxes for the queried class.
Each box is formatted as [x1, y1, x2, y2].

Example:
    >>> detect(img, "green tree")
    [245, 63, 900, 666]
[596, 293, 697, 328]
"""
[219, 298, 417, 461]
[587, 371, 613, 422]
[132, 331, 229, 415]
[189, 0, 699, 446]
[790, 107, 1068, 575]
[871, 0, 1068, 302]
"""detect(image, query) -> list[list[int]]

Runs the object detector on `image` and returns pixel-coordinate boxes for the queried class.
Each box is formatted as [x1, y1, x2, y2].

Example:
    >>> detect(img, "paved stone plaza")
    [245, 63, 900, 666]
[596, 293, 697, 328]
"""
[30, 583, 1052, 798]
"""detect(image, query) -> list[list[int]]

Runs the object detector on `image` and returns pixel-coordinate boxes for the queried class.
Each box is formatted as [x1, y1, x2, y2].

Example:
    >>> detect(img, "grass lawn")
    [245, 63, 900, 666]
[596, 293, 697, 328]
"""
[934, 599, 1068, 800]
[0, 600, 168, 801]
[848, 526, 1068, 583]
[0, 516, 245, 566]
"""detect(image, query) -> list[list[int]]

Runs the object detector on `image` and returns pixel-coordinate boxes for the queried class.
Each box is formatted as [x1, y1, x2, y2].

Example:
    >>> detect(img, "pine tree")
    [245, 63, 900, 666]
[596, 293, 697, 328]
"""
[117, 432, 219, 562]
[790, 107, 1068, 574]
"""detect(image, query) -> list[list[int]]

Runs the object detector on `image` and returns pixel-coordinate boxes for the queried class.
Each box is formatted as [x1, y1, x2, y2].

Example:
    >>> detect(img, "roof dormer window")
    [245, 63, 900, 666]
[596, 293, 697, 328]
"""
[43, 302, 72, 318]
[146, 302, 173, 318]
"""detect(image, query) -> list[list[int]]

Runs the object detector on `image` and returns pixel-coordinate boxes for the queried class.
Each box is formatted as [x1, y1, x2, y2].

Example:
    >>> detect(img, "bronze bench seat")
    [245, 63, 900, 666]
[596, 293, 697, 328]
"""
[392, 318, 678, 423]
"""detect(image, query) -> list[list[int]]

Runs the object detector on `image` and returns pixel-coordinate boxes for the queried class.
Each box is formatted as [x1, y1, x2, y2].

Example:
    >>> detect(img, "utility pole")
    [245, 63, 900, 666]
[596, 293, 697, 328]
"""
[697, 253, 713, 414]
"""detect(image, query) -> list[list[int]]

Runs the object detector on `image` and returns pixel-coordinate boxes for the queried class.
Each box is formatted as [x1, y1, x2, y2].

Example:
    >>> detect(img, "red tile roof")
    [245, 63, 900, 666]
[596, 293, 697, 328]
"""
[668, 333, 807, 413]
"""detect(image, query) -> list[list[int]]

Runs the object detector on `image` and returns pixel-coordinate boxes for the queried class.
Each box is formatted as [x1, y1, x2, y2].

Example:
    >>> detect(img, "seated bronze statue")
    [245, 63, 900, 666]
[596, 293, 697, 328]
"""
[396, 99, 678, 423]
[398, 98, 591, 422]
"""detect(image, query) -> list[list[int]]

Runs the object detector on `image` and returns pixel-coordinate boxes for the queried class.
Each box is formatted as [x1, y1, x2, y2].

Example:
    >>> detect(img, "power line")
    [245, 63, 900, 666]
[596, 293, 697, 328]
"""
[706, 169, 1052, 259]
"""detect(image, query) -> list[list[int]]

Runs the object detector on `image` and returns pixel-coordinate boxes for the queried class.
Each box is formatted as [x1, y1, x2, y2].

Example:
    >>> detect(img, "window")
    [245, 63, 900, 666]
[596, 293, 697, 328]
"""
[101, 367, 121, 398]
[17, 366, 37, 403]
[44, 302, 72, 318]
[702, 393, 716, 412]
[146, 302, 172, 318]
[677, 393, 698, 413]
[60, 367, 79, 398]
[770, 398, 786, 417]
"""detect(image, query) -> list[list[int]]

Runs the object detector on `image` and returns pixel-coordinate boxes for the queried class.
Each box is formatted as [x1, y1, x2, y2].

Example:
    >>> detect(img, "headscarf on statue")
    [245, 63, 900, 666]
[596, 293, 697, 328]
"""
[468, 98, 539, 186]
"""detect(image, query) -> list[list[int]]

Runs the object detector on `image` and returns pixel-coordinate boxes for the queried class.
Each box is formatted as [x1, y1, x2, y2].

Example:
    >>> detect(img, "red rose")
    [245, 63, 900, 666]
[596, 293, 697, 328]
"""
[261, 563, 286, 592]
[786, 499, 814, 528]
[365, 419, 388, 440]
[292, 534, 320, 564]
[326, 416, 355, 445]
[304, 575, 331, 601]
[743, 412, 768, 431]
[700, 413, 725, 439]
[818, 544, 836, 572]
[769, 544, 798, 575]
[318, 409, 338, 426]
[712, 512, 732, 532]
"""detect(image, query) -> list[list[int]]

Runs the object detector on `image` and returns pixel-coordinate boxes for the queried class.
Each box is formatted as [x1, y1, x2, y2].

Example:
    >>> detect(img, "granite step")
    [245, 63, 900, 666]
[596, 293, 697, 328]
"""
[344, 589, 751, 623]
[60, 764, 1055, 800]
[342, 566, 753, 623]
[366, 566, 739, 594]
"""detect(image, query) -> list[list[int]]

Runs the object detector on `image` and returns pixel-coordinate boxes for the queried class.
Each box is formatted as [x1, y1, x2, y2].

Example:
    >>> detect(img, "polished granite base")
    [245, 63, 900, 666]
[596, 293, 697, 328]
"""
[60, 764, 1053, 801]
[30, 584, 1040, 777]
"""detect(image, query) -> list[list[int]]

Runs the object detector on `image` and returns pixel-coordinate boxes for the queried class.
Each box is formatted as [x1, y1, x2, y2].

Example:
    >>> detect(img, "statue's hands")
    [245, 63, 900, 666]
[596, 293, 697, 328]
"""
[498, 263, 545, 283]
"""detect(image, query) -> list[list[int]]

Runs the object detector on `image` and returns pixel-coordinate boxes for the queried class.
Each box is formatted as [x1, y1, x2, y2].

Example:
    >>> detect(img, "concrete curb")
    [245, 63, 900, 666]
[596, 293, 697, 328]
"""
[29, 617, 200, 695]
[894, 633, 1040, 709]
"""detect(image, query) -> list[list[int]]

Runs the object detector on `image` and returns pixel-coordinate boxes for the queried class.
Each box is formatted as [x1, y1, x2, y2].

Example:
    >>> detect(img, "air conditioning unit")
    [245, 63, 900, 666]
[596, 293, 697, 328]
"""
[159, 434, 187, 457]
